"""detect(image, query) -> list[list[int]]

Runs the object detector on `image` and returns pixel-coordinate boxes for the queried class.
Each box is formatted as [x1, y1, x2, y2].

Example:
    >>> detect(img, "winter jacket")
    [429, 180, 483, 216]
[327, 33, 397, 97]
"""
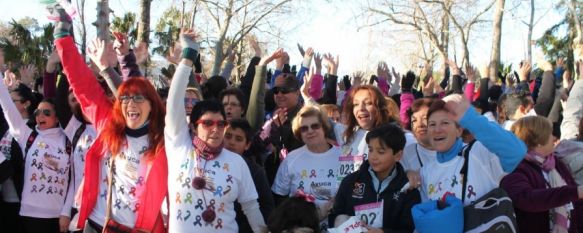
[329, 161, 420, 233]
[500, 159, 583, 233]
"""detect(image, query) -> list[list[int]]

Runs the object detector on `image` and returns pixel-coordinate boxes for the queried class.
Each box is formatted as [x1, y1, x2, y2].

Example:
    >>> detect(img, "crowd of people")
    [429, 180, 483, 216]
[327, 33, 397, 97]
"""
[0, 2, 583, 233]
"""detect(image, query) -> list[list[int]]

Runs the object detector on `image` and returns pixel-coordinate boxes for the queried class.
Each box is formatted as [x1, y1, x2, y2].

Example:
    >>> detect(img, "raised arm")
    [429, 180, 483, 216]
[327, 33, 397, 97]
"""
[55, 31, 112, 132]
[114, 31, 143, 79]
[165, 29, 199, 138]
[446, 94, 527, 172]
[43, 51, 60, 98]
[561, 60, 583, 140]
[0, 72, 32, 145]
[246, 48, 284, 132]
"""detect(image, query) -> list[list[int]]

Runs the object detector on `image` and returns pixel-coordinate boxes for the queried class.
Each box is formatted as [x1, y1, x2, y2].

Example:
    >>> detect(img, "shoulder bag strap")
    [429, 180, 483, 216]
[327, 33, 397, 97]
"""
[460, 140, 476, 203]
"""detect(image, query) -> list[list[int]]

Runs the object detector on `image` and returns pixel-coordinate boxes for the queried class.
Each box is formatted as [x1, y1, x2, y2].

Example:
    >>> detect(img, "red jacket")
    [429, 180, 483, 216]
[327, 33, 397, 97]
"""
[56, 36, 167, 232]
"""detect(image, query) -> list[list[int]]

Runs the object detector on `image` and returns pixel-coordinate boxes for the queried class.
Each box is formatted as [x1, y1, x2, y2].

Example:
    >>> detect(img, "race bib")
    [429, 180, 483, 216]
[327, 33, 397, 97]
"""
[338, 155, 364, 183]
[354, 201, 384, 228]
[328, 216, 366, 233]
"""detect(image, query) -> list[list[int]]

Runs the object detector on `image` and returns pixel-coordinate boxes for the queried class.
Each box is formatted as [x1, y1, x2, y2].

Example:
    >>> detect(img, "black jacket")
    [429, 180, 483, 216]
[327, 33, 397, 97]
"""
[329, 161, 420, 233]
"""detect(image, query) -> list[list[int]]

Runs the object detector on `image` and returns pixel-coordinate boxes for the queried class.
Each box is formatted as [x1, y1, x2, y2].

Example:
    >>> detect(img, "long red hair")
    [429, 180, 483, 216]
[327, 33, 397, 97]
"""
[100, 78, 166, 160]
[342, 85, 391, 144]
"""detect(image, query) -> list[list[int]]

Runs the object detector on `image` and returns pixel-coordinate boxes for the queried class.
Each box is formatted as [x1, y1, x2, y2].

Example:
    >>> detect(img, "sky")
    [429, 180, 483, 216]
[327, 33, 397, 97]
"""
[0, 0, 567, 76]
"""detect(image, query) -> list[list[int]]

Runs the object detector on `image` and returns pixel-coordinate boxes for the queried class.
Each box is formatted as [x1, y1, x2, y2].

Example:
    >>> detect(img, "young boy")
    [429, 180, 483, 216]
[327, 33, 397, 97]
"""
[329, 123, 421, 232]
[224, 118, 275, 233]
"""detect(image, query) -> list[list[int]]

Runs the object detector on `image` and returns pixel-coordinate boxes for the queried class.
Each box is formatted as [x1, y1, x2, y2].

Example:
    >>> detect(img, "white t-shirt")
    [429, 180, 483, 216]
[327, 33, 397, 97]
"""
[89, 135, 150, 227]
[63, 117, 97, 209]
[401, 143, 436, 172]
[272, 145, 340, 205]
[165, 129, 258, 233]
[419, 141, 506, 205]
[272, 145, 341, 230]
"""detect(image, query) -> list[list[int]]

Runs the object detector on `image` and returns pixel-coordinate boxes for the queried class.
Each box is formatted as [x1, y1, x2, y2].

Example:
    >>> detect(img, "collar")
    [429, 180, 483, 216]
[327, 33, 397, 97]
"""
[125, 121, 149, 138]
[368, 164, 397, 194]
[436, 138, 464, 163]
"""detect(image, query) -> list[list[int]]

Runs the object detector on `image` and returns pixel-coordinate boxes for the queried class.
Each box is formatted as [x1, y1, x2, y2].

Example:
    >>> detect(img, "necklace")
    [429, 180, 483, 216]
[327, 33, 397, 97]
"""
[192, 155, 216, 223]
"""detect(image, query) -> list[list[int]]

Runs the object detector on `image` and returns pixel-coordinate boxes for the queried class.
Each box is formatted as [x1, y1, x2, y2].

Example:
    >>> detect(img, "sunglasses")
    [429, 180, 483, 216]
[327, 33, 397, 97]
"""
[184, 98, 199, 106]
[119, 95, 146, 104]
[273, 86, 297, 95]
[34, 109, 53, 117]
[196, 119, 229, 129]
[299, 123, 322, 133]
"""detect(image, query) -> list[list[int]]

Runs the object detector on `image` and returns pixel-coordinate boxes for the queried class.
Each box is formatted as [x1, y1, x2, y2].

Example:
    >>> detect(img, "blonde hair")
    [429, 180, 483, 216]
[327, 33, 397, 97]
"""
[291, 105, 331, 142]
[510, 116, 552, 150]
[321, 104, 339, 117]
[385, 97, 401, 127]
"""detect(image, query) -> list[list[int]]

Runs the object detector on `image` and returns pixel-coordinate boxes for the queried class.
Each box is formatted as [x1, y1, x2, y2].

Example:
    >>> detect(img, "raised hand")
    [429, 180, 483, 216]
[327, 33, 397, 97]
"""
[314, 53, 322, 75]
[465, 64, 477, 83]
[301, 66, 315, 101]
[401, 71, 416, 92]
[3, 70, 19, 90]
[134, 42, 149, 65]
[323, 53, 339, 75]
[446, 60, 461, 76]
[259, 48, 285, 66]
[166, 43, 182, 65]
[226, 49, 237, 63]
[442, 94, 471, 122]
[423, 76, 435, 97]
[377, 61, 391, 82]
[18, 64, 37, 87]
[352, 71, 364, 87]
[248, 36, 262, 57]
[297, 43, 305, 57]
[46, 50, 61, 73]
[87, 38, 112, 71]
[112, 31, 130, 56]
[518, 61, 532, 82]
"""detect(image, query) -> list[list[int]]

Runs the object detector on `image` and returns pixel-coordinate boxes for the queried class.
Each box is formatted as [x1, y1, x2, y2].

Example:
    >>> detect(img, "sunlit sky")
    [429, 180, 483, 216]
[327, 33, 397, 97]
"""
[0, 0, 566, 75]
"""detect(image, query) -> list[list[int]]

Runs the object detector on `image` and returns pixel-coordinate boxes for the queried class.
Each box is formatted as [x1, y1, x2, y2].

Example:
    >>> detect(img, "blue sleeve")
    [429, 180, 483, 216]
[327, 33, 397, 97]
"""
[270, 69, 282, 88]
[459, 107, 526, 173]
[555, 67, 564, 82]
[295, 65, 309, 86]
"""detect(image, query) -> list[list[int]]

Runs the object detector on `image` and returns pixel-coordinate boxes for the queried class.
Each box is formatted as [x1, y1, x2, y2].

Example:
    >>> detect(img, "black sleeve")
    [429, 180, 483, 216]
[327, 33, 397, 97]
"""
[343, 75, 351, 91]
[451, 75, 464, 94]
[319, 74, 338, 105]
[0, 160, 14, 184]
[328, 175, 355, 227]
[534, 70, 556, 117]
[55, 74, 72, 127]
[383, 190, 421, 233]
[240, 56, 261, 105]
[252, 164, 275, 221]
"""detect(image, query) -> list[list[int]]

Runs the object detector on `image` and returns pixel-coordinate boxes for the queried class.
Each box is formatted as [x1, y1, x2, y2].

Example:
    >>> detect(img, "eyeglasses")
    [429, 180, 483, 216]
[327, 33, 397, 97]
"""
[299, 123, 322, 133]
[119, 95, 146, 104]
[12, 98, 23, 103]
[273, 86, 296, 95]
[184, 98, 199, 106]
[196, 119, 229, 129]
[34, 109, 53, 117]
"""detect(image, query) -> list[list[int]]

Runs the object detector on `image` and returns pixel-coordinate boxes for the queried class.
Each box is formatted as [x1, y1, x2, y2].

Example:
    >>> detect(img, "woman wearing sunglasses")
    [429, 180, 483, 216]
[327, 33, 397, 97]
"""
[165, 29, 265, 233]
[0, 78, 71, 232]
[52, 7, 167, 232]
[272, 104, 341, 231]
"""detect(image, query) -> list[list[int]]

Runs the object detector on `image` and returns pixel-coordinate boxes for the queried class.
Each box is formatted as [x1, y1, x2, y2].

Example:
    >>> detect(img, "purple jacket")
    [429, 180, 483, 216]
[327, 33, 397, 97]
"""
[500, 158, 583, 233]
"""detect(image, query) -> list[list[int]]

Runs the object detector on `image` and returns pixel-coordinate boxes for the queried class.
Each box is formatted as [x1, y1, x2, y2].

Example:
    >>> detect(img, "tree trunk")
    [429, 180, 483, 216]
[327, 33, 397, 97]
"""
[95, 0, 109, 42]
[489, 0, 505, 82]
[76, 0, 87, 59]
[138, 0, 151, 50]
[439, 2, 450, 79]
[212, 40, 224, 76]
[527, 0, 534, 64]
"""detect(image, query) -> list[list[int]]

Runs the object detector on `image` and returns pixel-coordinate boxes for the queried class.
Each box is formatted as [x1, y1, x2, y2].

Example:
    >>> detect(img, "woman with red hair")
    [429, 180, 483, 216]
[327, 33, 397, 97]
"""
[51, 4, 167, 232]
